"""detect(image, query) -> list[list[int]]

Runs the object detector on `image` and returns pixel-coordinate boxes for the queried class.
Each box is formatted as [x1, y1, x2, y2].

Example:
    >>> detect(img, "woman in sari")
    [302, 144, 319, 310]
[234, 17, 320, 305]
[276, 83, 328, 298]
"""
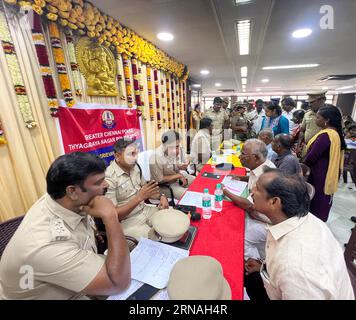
[303, 105, 346, 222]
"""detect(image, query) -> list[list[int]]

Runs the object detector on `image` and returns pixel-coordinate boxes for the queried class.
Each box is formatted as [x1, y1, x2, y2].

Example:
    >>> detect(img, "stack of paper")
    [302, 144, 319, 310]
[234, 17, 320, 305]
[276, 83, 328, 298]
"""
[221, 176, 248, 196]
[130, 238, 189, 289]
[179, 191, 214, 208]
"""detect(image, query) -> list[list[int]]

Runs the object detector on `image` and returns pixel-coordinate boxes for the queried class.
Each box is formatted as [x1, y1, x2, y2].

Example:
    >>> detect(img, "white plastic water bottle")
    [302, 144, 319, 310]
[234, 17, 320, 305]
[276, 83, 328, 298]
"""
[214, 184, 223, 212]
[202, 188, 212, 219]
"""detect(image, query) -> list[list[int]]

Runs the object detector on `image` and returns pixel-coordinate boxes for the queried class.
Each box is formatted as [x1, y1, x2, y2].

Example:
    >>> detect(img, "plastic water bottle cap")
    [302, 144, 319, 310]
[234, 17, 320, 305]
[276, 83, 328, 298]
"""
[216, 184, 221, 189]
[204, 188, 209, 193]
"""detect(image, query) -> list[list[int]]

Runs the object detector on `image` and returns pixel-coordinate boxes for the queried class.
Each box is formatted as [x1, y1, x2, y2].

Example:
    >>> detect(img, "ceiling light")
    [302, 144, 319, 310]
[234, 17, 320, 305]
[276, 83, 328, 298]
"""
[235, 0, 253, 5]
[193, 84, 201, 88]
[241, 78, 247, 85]
[292, 28, 313, 38]
[215, 83, 222, 87]
[237, 20, 251, 55]
[200, 69, 210, 75]
[336, 85, 354, 90]
[261, 79, 270, 83]
[256, 88, 261, 91]
[242, 85, 247, 90]
[262, 64, 319, 70]
[157, 32, 174, 41]
[241, 66, 248, 77]
[322, 87, 328, 90]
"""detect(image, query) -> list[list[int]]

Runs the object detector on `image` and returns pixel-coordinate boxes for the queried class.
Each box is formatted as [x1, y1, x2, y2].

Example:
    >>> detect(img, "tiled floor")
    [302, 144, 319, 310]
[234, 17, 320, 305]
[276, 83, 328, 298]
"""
[327, 174, 356, 248]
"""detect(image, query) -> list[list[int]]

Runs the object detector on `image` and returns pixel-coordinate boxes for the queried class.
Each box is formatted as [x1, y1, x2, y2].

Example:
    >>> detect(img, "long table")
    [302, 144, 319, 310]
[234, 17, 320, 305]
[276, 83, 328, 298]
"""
[180, 152, 246, 300]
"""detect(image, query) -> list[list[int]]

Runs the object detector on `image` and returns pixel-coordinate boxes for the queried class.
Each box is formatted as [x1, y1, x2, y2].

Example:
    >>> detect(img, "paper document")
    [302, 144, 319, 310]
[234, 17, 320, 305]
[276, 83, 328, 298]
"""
[130, 238, 189, 289]
[212, 155, 227, 164]
[107, 279, 144, 300]
[221, 176, 248, 196]
[179, 191, 214, 208]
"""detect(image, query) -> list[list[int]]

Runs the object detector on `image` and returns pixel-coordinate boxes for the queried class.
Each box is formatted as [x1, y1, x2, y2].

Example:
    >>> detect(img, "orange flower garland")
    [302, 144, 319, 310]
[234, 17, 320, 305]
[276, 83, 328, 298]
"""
[122, 53, 134, 108]
[146, 65, 155, 122]
[48, 21, 75, 107]
[4, 0, 189, 80]
[166, 75, 172, 129]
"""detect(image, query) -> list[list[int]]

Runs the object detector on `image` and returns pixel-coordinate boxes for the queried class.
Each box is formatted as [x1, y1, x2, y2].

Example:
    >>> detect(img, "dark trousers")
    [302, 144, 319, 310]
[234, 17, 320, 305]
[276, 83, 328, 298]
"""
[244, 272, 270, 302]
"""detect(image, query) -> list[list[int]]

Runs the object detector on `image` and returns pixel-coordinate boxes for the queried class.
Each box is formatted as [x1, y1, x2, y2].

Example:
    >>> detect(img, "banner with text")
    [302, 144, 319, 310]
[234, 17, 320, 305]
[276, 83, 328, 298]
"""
[57, 101, 144, 164]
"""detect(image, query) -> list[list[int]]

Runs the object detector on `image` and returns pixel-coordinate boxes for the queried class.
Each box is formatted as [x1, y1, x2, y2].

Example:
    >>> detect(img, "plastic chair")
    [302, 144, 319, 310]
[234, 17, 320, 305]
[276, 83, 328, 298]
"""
[0, 215, 24, 259]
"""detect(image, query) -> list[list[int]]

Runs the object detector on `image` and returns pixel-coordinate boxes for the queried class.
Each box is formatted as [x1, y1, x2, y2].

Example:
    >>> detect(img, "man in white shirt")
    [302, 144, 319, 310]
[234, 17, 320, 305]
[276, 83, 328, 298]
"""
[190, 117, 213, 173]
[245, 169, 355, 300]
[281, 97, 297, 135]
[222, 139, 275, 260]
[252, 99, 266, 135]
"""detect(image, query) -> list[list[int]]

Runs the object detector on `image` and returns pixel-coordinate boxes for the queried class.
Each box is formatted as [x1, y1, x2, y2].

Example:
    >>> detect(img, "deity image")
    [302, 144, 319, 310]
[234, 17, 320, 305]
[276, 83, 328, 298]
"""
[76, 37, 118, 97]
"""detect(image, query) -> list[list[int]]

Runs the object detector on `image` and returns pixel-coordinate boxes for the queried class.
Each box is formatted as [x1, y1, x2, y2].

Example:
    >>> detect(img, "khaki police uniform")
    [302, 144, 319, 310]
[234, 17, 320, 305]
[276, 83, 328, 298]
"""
[149, 145, 195, 200]
[203, 108, 229, 150]
[105, 160, 159, 240]
[0, 194, 105, 300]
[302, 110, 321, 144]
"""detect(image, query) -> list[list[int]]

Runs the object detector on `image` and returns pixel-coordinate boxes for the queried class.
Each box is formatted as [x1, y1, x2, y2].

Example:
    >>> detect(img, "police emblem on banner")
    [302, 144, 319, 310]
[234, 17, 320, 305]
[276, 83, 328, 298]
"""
[101, 110, 116, 129]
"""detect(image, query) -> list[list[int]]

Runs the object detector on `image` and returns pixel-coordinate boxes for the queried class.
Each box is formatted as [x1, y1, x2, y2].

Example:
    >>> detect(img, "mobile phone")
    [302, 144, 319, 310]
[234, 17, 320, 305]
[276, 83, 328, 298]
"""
[202, 172, 221, 179]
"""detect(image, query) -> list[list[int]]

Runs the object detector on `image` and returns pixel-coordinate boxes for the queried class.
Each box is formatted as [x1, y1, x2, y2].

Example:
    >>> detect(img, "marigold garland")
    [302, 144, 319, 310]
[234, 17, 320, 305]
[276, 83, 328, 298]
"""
[48, 21, 75, 107]
[170, 75, 176, 130]
[182, 80, 187, 128]
[160, 71, 166, 125]
[116, 54, 126, 101]
[65, 30, 82, 96]
[131, 57, 142, 108]
[0, 7, 36, 128]
[137, 60, 145, 119]
[122, 53, 134, 108]
[153, 69, 162, 129]
[31, 12, 59, 116]
[166, 75, 172, 129]
[146, 65, 155, 122]
[4, 0, 189, 79]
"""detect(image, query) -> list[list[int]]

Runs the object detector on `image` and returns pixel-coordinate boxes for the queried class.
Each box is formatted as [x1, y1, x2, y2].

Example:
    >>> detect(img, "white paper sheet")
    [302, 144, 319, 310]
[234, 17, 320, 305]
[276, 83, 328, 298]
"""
[107, 279, 144, 300]
[221, 176, 248, 196]
[179, 191, 214, 208]
[212, 155, 227, 164]
[222, 149, 236, 155]
[130, 238, 189, 289]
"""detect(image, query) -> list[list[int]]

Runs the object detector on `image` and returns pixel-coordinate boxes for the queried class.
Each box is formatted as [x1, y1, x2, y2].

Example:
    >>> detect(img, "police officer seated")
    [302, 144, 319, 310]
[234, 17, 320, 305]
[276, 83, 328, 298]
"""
[0, 152, 130, 300]
[105, 138, 169, 241]
[149, 131, 196, 200]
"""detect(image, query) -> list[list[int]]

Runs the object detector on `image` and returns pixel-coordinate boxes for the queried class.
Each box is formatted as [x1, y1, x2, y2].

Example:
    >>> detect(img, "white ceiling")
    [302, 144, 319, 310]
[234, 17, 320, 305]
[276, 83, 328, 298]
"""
[91, 0, 356, 96]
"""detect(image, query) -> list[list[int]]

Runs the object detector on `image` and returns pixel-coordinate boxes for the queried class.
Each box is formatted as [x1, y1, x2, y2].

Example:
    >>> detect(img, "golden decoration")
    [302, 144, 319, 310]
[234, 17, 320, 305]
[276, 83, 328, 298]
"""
[76, 37, 118, 97]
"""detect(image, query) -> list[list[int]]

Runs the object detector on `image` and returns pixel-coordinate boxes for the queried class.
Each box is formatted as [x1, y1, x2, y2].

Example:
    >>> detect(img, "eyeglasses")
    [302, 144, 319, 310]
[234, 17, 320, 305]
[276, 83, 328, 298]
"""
[240, 152, 257, 158]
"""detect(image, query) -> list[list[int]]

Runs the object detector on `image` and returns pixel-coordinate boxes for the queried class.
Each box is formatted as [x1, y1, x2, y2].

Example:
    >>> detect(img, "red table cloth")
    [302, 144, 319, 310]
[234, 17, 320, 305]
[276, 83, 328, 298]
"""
[180, 164, 246, 300]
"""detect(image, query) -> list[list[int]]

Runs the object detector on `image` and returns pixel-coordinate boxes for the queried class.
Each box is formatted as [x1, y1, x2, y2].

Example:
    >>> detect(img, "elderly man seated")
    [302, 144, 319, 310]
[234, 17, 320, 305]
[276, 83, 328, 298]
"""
[258, 129, 277, 161]
[271, 134, 302, 175]
[190, 117, 213, 173]
[244, 169, 354, 300]
[150, 130, 196, 200]
[222, 139, 275, 260]
[105, 138, 169, 240]
[0, 152, 130, 299]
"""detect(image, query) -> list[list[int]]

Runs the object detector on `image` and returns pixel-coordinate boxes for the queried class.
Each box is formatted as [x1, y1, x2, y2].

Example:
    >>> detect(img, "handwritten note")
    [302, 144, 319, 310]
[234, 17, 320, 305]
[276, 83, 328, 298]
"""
[179, 191, 214, 208]
[130, 238, 189, 289]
